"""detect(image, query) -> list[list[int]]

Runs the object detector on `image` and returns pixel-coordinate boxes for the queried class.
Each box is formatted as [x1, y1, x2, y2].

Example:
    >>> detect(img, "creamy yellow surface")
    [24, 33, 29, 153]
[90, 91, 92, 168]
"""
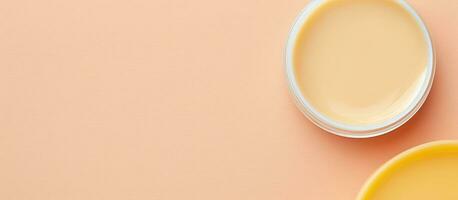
[294, 0, 428, 125]
[358, 142, 458, 200]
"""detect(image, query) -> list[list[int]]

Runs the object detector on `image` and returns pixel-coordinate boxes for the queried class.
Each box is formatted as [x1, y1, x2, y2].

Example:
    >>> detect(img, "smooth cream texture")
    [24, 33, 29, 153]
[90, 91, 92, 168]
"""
[358, 142, 458, 200]
[293, 0, 428, 125]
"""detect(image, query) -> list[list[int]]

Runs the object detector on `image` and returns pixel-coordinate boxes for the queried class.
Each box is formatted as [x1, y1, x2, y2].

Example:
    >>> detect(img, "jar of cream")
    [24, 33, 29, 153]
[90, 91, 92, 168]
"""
[285, 0, 435, 138]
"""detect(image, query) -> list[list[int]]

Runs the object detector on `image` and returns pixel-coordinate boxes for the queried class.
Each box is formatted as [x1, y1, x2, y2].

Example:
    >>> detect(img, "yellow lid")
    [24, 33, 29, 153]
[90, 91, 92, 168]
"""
[358, 141, 458, 200]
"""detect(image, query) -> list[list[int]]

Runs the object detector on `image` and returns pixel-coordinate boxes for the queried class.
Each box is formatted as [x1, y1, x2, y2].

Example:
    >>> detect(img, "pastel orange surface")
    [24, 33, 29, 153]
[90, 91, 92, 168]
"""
[0, 0, 457, 199]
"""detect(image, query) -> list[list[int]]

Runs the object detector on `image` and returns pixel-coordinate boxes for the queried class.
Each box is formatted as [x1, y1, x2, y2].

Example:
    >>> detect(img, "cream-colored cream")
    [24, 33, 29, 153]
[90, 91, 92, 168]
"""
[293, 0, 428, 125]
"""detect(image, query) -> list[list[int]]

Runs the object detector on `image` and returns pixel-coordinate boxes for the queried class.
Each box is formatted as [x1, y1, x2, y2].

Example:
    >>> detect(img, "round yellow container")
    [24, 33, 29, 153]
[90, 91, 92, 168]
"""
[357, 141, 458, 200]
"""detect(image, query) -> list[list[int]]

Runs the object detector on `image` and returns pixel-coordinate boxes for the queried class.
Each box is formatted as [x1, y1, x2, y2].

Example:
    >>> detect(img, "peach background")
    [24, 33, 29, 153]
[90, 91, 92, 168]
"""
[0, 0, 457, 199]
